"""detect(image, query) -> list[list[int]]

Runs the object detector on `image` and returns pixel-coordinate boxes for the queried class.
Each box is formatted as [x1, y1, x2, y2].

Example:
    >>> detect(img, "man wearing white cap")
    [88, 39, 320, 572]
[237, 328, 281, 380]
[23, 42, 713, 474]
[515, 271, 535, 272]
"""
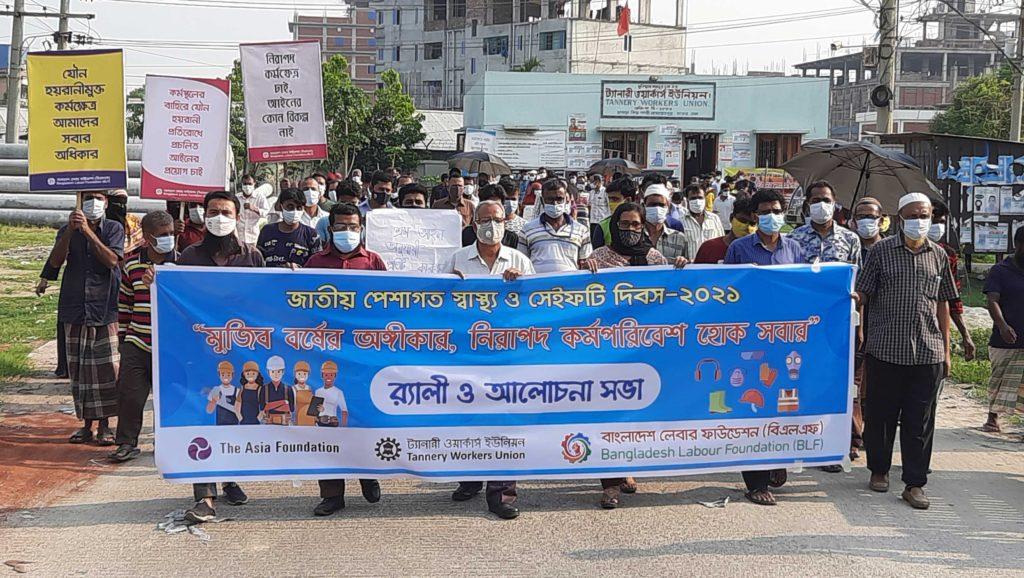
[260, 355, 294, 425]
[855, 192, 957, 510]
[642, 184, 689, 267]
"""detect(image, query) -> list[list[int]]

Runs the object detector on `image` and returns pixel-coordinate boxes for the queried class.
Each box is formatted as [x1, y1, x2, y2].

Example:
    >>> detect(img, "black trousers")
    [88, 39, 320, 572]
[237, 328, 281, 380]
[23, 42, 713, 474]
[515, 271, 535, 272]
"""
[456, 481, 518, 508]
[114, 341, 151, 447]
[863, 355, 943, 489]
[318, 478, 379, 499]
[192, 482, 240, 501]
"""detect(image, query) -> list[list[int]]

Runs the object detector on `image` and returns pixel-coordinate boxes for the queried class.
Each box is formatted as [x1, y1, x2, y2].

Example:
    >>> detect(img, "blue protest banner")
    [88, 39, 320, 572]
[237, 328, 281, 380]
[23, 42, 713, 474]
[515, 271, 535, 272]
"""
[153, 264, 854, 483]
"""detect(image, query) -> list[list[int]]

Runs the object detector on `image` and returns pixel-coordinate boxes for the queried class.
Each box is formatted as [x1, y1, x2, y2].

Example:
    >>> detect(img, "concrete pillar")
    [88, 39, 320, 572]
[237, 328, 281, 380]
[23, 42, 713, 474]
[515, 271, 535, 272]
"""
[942, 52, 948, 82]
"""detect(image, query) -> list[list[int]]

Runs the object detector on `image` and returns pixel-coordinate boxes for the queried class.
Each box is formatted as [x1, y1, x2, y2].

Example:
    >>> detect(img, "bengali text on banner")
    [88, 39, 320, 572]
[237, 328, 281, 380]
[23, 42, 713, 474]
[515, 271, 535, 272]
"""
[152, 264, 855, 483]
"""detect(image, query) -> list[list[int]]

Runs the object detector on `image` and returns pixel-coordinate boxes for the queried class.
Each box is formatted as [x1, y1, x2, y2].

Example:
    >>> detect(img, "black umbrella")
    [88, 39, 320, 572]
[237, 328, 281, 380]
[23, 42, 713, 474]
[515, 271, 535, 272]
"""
[588, 157, 642, 176]
[781, 139, 939, 213]
[447, 151, 512, 176]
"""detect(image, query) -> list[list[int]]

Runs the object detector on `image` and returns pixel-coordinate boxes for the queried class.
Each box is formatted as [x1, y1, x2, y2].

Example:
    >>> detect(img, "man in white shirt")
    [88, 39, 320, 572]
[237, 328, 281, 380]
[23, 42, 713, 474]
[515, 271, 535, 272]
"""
[713, 179, 736, 227]
[445, 200, 532, 520]
[679, 183, 724, 261]
[236, 174, 271, 245]
[298, 176, 328, 234]
[588, 174, 610, 223]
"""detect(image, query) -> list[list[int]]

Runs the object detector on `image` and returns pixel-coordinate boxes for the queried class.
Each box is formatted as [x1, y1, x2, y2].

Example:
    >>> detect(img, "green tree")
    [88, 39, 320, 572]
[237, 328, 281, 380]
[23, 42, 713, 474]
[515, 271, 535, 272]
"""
[931, 64, 1017, 140]
[512, 57, 544, 72]
[226, 59, 249, 174]
[321, 55, 370, 176]
[125, 86, 145, 141]
[354, 69, 424, 171]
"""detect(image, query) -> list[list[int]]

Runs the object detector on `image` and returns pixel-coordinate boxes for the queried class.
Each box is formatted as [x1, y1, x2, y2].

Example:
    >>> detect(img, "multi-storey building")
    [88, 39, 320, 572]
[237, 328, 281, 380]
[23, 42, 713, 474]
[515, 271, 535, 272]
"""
[794, 0, 1018, 139]
[370, 0, 687, 110]
[289, 2, 379, 94]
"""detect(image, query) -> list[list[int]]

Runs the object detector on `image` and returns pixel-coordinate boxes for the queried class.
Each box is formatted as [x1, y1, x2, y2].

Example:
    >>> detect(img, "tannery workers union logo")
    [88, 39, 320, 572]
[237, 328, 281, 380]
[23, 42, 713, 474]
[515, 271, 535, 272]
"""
[188, 437, 212, 461]
[375, 437, 401, 461]
[561, 433, 591, 464]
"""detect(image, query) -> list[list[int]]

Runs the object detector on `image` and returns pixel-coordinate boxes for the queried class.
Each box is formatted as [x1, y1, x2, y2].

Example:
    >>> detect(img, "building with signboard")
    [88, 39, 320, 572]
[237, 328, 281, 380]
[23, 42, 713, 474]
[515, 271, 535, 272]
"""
[462, 71, 829, 181]
[289, 3, 378, 95]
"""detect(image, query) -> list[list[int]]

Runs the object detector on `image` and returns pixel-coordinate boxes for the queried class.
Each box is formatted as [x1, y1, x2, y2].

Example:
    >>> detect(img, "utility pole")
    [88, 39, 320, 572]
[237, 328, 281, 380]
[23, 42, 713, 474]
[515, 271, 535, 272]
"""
[5, 0, 26, 143]
[57, 0, 71, 50]
[2, 0, 94, 143]
[1010, 3, 1024, 142]
[875, 0, 898, 135]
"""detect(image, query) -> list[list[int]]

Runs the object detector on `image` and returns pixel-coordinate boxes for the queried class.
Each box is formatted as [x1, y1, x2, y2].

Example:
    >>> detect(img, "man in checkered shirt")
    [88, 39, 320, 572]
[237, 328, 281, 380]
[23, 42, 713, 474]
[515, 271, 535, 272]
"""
[855, 192, 958, 511]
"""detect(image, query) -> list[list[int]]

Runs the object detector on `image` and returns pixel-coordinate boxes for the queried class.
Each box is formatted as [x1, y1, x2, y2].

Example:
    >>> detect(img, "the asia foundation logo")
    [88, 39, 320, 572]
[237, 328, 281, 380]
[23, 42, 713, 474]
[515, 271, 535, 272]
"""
[561, 433, 591, 464]
[375, 437, 401, 461]
[188, 437, 212, 461]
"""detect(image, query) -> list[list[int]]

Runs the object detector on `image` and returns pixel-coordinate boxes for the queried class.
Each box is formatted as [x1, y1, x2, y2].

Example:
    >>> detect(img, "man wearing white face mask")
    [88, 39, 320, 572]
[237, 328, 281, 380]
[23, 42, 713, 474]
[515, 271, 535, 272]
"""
[856, 192, 958, 511]
[642, 184, 689, 267]
[298, 176, 328, 234]
[445, 200, 533, 520]
[179, 191, 263, 524]
[679, 184, 724, 261]
[257, 188, 322, 268]
[109, 210, 177, 463]
[236, 174, 271, 245]
[517, 179, 596, 273]
[790, 181, 861, 270]
[45, 190, 125, 446]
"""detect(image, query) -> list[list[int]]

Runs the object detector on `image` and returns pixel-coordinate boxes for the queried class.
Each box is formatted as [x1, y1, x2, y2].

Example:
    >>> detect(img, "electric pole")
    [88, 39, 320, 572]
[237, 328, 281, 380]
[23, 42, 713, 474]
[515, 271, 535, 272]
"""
[875, 0, 898, 135]
[1010, 3, 1024, 142]
[57, 0, 71, 50]
[5, 0, 26, 143]
[2, 0, 94, 143]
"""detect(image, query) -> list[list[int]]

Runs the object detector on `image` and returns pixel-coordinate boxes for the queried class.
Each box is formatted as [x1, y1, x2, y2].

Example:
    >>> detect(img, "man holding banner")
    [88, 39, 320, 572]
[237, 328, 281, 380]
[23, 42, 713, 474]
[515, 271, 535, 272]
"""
[303, 202, 385, 516]
[446, 200, 534, 520]
[178, 191, 261, 523]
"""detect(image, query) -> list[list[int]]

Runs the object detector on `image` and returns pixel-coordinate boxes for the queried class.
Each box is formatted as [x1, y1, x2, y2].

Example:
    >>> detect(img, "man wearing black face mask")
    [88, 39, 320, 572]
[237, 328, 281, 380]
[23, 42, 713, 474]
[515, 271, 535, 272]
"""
[432, 170, 473, 227]
[358, 171, 394, 216]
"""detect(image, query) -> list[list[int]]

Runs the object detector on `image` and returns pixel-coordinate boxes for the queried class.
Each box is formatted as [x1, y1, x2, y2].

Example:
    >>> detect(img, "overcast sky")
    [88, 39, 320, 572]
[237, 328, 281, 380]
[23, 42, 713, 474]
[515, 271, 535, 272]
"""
[0, 0, 905, 90]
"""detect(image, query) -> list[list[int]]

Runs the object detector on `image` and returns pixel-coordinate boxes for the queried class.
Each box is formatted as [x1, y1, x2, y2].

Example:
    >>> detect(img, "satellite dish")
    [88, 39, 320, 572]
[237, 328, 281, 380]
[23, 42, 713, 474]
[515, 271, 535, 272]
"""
[870, 85, 892, 108]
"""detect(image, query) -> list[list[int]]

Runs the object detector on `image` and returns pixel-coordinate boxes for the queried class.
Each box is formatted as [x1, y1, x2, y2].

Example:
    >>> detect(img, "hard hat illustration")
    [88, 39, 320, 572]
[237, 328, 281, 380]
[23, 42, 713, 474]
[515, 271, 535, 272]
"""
[739, 389, 765, 412]
[266, 356, 285, 372]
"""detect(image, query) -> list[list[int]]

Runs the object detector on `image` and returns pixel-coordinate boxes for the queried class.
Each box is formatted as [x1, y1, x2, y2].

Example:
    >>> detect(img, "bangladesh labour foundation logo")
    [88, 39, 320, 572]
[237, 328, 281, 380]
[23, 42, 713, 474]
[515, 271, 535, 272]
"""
[561, 433, 591, 464]
[375, 437, 401, 461]
[188, 437, 212, 461]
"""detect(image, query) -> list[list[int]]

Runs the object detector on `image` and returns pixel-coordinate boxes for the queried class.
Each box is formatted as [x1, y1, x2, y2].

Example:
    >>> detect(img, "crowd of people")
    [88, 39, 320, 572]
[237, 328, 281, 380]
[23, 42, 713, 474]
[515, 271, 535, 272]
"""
[34, 163, 1024, 522]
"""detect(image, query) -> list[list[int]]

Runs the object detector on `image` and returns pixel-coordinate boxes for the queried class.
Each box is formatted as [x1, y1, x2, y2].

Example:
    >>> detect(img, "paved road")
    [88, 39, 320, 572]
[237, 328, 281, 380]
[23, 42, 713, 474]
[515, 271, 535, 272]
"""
[1, 345, 1022, 576]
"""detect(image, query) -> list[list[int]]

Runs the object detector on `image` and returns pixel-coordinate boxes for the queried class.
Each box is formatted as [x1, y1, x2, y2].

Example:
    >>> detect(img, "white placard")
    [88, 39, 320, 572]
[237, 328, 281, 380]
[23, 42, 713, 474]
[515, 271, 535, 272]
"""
[240, 40, 327, 163]
[140, 75, 230, 202]
[566, 142, 603, 171]
[365, 209, 463, 274]
[1000, 186, 1024, 215]
[463, 128, 497, 153]
[494, 130, 567, 169]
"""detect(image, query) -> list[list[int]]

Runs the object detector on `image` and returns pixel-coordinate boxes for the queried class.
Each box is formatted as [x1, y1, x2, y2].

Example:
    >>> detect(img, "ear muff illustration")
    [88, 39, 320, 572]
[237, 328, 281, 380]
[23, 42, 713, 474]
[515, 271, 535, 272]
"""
[695, 358, 722, 382]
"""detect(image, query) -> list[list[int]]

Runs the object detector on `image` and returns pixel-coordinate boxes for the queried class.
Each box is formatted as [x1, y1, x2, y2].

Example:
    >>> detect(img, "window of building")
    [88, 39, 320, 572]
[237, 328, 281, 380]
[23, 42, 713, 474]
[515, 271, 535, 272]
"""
[333, 37, 344, 47]
[368, 65, 375, 75]
[471, 57, 476, 74]
[378, 48, 385, 60]
[900, 86, 943, 107]
[376, 10, 383, 25]
[393, 9, 401, 25]
[520, 0, 541, 22]
[393, 46, 401, 61]
[756, 134, 802, 168]
[484, 35, 509, 56]
[368, 37, 377, 47]
[517, 35, 523, 50]
[491, 1, 512, 25]
[429, 0, 446, 22]
[451, 0, 466, 18]
[548, 0, 567, 17]
[471, 19, 478, 36]
[602, 131, 648, 167]
[540, 30, 566, 50]
[460, 78, 465, 96]
[424, 42, 443, 60]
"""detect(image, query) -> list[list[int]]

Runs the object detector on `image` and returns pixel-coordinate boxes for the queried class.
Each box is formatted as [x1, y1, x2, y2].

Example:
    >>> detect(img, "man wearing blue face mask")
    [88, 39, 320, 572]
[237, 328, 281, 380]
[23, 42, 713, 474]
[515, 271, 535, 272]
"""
[856, 192, 957, 511]
[109, 210, 177, 463]
[724, 189, 804, 268]
[723, 188, 805, 507]
[302, 202, 385, 517]
[45, 190, 125, 446]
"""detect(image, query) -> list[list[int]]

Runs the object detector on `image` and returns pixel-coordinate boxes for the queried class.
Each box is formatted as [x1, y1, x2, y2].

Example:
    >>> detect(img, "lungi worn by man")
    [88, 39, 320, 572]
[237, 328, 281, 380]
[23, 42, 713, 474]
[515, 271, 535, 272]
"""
[46, 191, 125, 445]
